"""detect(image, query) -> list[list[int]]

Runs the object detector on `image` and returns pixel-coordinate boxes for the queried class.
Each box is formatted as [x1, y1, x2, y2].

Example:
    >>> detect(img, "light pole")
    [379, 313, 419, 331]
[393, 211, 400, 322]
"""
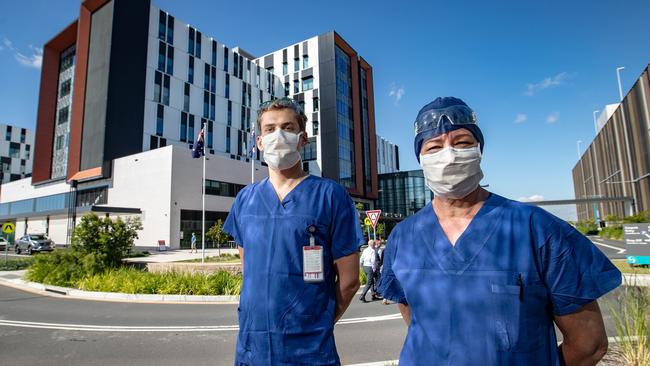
[616, 66, 637, 215]
[592, 110, 602, 224]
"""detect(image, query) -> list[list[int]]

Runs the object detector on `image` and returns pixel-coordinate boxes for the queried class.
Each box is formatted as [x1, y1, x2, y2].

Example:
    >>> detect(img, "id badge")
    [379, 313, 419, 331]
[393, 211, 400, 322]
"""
[303, 245, 324, 282]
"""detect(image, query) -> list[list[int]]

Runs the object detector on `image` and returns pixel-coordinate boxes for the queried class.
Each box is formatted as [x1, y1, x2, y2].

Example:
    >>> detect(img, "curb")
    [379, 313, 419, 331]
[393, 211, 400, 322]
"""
[0, 275, 240, 304]
[622, 273, 650, 287]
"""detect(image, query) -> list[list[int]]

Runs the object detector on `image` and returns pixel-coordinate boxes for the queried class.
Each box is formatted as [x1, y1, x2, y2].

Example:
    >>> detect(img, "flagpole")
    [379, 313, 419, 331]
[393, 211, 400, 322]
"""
[201, 123, 206, 263]
[250, 129, 255, 184]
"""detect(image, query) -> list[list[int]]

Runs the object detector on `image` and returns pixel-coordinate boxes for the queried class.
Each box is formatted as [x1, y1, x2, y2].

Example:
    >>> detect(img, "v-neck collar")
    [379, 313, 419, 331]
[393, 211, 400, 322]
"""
[421, 193, 505, 274]
[261, 175, 313, 212]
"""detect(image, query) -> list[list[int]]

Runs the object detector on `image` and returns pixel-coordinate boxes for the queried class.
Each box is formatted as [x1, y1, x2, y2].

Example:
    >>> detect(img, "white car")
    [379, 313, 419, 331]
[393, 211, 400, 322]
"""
[0, 237, 8, 251]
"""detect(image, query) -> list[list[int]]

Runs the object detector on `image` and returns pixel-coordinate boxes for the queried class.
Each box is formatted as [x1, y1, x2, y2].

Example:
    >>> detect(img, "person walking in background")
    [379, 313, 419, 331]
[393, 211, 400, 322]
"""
[190, 232, 197, 254]
[359, 239, 380, 302]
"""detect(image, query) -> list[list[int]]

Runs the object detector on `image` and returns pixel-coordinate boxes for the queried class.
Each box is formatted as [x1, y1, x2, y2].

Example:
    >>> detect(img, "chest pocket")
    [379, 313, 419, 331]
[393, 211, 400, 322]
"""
[490, 279, 549, 352]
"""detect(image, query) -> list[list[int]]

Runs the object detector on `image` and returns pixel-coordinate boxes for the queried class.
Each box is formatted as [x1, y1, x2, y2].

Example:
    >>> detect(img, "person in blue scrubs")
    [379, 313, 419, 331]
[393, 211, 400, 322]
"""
[224, 98, 364, 366]
[378, 97, 622, 366]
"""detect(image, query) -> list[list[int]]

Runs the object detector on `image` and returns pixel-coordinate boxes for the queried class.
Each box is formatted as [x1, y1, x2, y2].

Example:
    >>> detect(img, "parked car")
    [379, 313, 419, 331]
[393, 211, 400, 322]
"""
[14, 234, 54, 255]
[0, 237, 8, 251]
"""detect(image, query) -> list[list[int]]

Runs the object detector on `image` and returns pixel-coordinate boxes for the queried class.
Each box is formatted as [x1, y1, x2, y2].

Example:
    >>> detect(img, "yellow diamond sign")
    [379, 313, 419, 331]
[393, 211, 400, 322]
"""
[2, 222, 15, 234]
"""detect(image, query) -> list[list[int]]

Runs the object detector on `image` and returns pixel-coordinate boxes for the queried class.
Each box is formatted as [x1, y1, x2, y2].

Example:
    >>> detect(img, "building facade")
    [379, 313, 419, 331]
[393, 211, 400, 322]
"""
[376, 135, 399, 174]
[1, 0, 380, 247]
[377, 170, 433, 218]
[573, 64, 650, 220]
[0, 124, 34, 184]
[255, 32, 379, 206]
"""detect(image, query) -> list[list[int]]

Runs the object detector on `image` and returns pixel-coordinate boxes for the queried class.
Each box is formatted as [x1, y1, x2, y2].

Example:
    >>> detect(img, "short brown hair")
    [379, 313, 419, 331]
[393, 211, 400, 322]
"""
[256, 98, 308, 132]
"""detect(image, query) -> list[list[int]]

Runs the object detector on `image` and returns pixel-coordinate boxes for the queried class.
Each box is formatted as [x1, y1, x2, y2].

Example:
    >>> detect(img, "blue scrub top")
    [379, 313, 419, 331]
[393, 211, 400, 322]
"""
[378, 193, 621, 366]
[224, 175, 364, 366]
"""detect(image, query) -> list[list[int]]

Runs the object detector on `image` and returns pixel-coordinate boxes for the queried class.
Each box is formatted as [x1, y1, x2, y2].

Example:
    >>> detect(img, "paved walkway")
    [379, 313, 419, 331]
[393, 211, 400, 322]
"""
[123, 248, 239, 263]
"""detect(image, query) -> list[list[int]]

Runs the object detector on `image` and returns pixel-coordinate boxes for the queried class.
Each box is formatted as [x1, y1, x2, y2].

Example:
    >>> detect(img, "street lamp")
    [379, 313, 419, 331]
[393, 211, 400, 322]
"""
[616, 67, 625, 101]
[576, 140, 583, 159]
[592, 110, 599, 134]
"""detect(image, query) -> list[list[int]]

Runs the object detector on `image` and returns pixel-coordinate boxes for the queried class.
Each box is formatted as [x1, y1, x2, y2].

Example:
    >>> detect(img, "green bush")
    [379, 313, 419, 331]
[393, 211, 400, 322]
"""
[25, 249, 106, 288]
[575, 219, 599, 235]
[72, 214, 142, 267]
[0, 257, 34, 271]
[77, 268, 242, 296]
[599, 226, 624, 240]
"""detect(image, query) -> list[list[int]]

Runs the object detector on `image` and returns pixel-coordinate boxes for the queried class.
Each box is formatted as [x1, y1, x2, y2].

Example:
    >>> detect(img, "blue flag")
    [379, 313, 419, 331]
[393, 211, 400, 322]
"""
[192, 128, 205, 158]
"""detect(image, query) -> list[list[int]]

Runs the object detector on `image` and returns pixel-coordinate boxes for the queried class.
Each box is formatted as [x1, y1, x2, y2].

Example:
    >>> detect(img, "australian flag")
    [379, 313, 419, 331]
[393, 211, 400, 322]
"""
[192, 128, 205, 158]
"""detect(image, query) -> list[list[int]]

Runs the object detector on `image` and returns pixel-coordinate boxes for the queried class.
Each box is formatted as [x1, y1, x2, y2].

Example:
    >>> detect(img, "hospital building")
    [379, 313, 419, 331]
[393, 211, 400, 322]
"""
[0, 0, 380, 249]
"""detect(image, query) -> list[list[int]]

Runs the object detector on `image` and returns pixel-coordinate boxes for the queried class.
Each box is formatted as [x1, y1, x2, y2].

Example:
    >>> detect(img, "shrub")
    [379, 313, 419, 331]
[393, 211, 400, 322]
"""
[609, 282, 650, 365]
[77, 268, 242, 296]
[600, 226, 624, 240]
[72, 214, 142, 268]
[0, 257, 33, 271]
[25, 249, 105, 288]
[575, 219, 599, 236]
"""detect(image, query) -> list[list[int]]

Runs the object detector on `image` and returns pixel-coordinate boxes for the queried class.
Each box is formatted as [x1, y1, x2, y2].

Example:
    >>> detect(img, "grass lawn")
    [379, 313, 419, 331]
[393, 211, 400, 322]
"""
[612, 259, 650, 275]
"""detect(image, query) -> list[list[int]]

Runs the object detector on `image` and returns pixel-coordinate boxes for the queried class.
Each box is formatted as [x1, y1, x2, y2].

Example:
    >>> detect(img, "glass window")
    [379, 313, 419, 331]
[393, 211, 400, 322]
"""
[303, 55, 309, 69]
[163, 75, 170, 105]
[203, 91, 209, 118]
[5, 126, 10, 141]
[225, 74, 230, 98]
[55, 136, 64, 151]
[226, 127, 231, 153]
[188, 27, 195, 55]
[188, 55, 194, 83]
[57, 106, 69, 125]
[158, 40, 165, 72]
[211, 40, 217, 65]
[166, 44, 174, 75]
[166, 15, 174, 44]
[180, 112, 187, 142]
[223, 46, 229, 72]
[184, 82, 190, 111]
[204, 63, 210, 90]
[335, 46, 355, 189]
[302, 77, 313, 91]
[60, 79, 72, 97]
[227, 101, 232, 126]
[293, 80, 299, 94]
[195, 31, 202, 58]
[207, 120, 213, 148]
[150, 135, 158, 150]
[210, 67, 216, 93]
[156, 104, 164, 136]
[233, 52, 239, 78]
[158, 10, 166, 40]
[154, 71, 162, 103]
[210, 93, 216, 121]
[294, 58, 300, 71]
[283, 62, 288, 75]
[313, 97, 319, 111]
[188, 114, 195, 143]
[284, 82, 290, 96]
[301, 137, 317, 161]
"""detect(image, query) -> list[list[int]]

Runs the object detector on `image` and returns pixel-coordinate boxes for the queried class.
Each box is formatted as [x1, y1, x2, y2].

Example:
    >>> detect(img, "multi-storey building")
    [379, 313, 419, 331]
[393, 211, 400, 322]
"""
[256, 32, 379, 207]
[0, 124, 34, 184]
[376, 135, 400, 174]
[573, 63, 650, 220]
[0, 0, 380, 247]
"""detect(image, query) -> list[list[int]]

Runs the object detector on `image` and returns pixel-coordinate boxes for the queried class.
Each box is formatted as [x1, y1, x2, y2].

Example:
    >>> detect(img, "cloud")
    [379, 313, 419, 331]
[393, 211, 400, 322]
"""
[388, 83, 405, 103]
[14, 45, 43, 69]
[518, 194, 544, 202]
[546, 112, 560, 124]
[514, 113, 527, 124]
[1, 37, 42, 69]
[524, 72, 569, 96]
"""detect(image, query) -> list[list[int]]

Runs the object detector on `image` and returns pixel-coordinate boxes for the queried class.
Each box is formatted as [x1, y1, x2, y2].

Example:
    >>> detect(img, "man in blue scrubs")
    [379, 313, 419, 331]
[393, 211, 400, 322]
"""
[378, 97, 622, 365]
[224, 98, 364, 365]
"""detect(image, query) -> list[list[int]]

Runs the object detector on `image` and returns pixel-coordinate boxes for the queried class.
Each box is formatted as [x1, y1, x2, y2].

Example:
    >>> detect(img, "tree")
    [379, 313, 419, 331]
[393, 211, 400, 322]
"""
[207, 219, 230, 248]
[376, 222, 386, 239]
[72, 214, 143, 267]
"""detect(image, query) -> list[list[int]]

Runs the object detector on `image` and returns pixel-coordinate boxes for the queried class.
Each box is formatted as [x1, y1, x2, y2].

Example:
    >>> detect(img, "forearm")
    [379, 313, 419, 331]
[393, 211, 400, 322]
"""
[559, 340, 607, 366]
[398, 303, 410, 326]
[334, 276, 359, 323]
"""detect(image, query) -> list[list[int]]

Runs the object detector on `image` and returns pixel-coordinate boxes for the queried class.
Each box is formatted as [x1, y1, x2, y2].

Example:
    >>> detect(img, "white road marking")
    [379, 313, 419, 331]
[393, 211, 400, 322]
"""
[590, 239, 626, 254]
[0, 313, 403, 332]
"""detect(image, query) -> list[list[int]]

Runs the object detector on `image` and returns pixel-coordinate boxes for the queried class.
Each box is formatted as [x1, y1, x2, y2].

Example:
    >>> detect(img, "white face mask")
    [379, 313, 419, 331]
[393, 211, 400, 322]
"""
[262, 129, 303, 171]
[419, 145, 483, 199]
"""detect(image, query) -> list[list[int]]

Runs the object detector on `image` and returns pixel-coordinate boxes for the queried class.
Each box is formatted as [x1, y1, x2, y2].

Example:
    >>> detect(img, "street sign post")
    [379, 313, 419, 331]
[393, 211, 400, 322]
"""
[2, 222, 15, 263]
[623, 223, 650, 265]
[365, 210, 381, 240]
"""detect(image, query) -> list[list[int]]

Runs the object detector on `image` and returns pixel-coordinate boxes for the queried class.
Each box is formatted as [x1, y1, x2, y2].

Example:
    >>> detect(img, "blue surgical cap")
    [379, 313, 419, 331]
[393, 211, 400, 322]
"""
[413, 97, 484, 162]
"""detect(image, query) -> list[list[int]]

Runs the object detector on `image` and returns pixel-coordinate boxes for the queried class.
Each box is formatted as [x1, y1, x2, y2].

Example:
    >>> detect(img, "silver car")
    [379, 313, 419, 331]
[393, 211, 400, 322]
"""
[15, 234, 54, 255]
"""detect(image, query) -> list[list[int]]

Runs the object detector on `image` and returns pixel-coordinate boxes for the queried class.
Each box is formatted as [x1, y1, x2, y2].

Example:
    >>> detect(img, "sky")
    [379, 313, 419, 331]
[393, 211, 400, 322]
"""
[1, 0, 649, 220]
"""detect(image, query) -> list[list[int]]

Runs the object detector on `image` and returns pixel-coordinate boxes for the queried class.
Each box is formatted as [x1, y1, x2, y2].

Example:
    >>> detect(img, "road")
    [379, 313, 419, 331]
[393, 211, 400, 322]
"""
[588, 236, 628, 260]
[0, 238, 629, 365]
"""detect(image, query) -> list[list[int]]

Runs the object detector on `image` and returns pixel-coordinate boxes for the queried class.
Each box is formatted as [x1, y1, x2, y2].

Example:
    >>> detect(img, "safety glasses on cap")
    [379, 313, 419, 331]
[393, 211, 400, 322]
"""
[414, 104, 478, 135]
